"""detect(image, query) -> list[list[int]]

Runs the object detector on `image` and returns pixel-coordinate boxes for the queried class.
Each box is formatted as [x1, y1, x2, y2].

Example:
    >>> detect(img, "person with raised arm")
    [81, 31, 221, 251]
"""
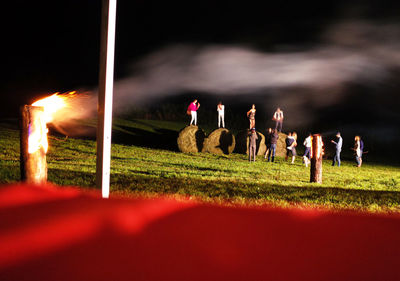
[187, 99, 200, 126]
[217, 101, 225, 128]
[331, 132, 343, 167]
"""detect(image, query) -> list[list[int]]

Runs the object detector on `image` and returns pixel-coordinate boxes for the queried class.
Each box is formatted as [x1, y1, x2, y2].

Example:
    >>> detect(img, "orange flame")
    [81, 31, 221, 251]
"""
[29, 91, 77, 154]
[32, 91, 77, 123]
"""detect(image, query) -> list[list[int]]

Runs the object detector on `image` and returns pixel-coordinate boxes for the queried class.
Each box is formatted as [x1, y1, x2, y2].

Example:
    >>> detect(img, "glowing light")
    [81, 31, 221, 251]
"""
[29, 91, 77, 154]
[32, 91, 77, 123]
[27, 111, 48, 154]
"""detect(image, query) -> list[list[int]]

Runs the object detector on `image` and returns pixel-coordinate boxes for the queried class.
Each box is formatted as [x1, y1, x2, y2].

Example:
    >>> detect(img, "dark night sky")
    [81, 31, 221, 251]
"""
[1, 0, 400, 145]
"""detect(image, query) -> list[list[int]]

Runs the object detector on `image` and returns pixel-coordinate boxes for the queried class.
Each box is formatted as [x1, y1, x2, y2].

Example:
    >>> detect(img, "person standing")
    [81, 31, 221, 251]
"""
[285, 132, 297, 164]
[188, 99, 200, 126]
[331, 132, 343, 167]
[247, 104, 256, 129]
[354, 136, 363, 167]
[267, 129, 279, 162]
[273, 107, 284, 132]
[248, 128, 258, 162]
[217, 101, 225, 128]
[303, 133, 312, 167]
[264, 128, 272, 159]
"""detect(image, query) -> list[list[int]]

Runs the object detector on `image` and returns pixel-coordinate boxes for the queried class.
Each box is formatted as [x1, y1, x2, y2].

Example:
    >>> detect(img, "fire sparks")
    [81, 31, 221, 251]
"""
[28, 91, 77, 154]
[32, 91, 77, 123]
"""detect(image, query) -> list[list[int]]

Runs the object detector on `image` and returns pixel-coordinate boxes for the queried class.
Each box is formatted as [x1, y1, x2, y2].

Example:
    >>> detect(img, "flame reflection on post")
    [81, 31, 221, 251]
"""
[310, 134, 324, 183]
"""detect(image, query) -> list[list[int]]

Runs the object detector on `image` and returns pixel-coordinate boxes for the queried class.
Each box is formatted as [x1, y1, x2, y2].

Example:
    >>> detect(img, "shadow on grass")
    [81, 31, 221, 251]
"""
[111, 174, 400, 210]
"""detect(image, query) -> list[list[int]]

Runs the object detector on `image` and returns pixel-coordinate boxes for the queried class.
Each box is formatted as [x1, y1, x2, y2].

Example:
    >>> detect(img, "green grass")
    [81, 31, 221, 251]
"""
[1, 119, 399, 213]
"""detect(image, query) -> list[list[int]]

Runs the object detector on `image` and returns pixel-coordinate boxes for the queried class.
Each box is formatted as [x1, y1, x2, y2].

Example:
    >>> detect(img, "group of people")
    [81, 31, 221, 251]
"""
[187, 100, 364, 167]
[247, 105, 284, 132]
[331, 133, 364, 167]
[187, 100, 284, 132]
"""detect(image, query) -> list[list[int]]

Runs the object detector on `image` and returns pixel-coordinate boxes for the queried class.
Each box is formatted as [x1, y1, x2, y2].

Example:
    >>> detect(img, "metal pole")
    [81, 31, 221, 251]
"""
[97, 0, 117, 198]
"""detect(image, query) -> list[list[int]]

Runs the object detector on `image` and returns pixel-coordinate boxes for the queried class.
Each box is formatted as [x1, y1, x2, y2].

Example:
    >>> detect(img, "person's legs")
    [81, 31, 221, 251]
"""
[337, 151, 341, 167]
[271, 144, 276, 162]
[252, 145, 256, 162]
[278, 121, 282, 132]
[221, 114, 225, 128]
[190, 111, 195, 125]
[218, 114, 221, 128]
[194, 111, 197, 125]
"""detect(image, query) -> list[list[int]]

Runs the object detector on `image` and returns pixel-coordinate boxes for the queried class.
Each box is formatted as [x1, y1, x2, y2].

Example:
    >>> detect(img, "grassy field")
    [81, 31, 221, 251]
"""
[1, 118, 399, 213]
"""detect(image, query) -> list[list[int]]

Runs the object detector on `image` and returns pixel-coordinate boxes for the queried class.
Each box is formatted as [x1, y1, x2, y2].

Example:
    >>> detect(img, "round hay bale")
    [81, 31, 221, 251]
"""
[177, 125, 206, 153]
[234, 130, 266, 156]
[275, 132, 288, 157]
[202, 128, 235, 155]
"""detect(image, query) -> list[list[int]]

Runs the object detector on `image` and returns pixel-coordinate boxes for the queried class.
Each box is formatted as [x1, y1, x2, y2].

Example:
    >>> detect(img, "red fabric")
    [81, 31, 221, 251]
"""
[0, 183, 399, 281]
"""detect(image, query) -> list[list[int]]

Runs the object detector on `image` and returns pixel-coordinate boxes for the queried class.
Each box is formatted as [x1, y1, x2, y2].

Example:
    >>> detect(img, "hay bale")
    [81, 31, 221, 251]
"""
[177, 125, 206, 153]
[234, 130, 266, 156]
[202, 128, 235, 155]
[275, 132, 288, 157]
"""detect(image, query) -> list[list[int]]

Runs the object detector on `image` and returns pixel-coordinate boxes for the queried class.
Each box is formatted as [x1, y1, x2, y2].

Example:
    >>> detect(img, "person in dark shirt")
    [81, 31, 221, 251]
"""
[248, 128, 258, 162]
[331, 132, 343, 167]
[264, 128, 272, 159]
[285, 132, 297, 163]
[267, 129, 279, 162]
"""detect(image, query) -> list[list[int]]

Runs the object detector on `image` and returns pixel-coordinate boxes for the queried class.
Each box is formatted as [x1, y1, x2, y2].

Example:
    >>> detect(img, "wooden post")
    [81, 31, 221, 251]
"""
[96, 0, 117, 198]
[310, 134, 323, 183]
[20, 105, 48, 184]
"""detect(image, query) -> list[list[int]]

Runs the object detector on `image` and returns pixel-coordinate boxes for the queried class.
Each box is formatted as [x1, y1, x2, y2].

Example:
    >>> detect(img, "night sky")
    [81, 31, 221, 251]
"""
[2, 1, 400, 154]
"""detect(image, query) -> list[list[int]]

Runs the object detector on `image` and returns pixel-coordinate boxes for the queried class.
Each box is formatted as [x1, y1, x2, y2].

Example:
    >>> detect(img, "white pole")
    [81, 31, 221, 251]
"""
[97, 0, 117, 198]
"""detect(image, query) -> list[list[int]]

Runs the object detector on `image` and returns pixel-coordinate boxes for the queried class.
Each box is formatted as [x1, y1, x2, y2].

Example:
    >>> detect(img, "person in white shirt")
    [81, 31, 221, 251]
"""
[303, 133, 312, 167]
[217, 101, 225, 128]
[273, 107, 284, 132]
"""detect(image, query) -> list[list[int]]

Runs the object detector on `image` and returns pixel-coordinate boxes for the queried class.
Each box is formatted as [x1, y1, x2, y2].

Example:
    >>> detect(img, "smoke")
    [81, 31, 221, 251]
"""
[112, 21, 400, 110]
[53, 21, 400, 135]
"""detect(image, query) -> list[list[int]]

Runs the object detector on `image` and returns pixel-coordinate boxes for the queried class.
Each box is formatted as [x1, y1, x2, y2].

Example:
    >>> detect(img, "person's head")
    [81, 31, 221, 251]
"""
[218, 101, 222, 105]
[355, 135, 360, 141]
[308, 132, 312, 137]
[336, 132, 341, 138]
[251, 128, 256, 133]
[193, 99, 197, 103]
[268, 128, 272, 133]
[252, 104, 255, 109]
[288, 132, 292, 136]
[277, 107, 281, 112]
[292, 132, 297, 139]
[273, 129, 278, 134]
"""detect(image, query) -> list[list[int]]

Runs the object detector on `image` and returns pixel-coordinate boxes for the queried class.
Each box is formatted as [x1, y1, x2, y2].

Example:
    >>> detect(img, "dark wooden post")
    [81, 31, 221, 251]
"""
[310, 134, 323, 183]
[20, 105, 48, 184]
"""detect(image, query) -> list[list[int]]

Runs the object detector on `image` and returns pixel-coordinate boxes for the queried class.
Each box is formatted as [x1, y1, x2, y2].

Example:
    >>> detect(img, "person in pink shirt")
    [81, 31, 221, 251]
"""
[188, 99, 200, 125]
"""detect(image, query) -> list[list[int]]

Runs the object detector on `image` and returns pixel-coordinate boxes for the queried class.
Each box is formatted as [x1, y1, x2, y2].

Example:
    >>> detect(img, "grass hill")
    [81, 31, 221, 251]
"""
[0, 118, 399, 213]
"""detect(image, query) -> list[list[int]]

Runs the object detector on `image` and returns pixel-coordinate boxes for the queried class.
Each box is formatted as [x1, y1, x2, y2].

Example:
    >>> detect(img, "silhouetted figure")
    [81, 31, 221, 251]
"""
[285, 132, 297, 164]
[248, 128, 258, 162]
[273, 107, 284, 132]
[264, 128, 272, 159]
[267, 129, 279, 162]
[331, 132, 343, 167]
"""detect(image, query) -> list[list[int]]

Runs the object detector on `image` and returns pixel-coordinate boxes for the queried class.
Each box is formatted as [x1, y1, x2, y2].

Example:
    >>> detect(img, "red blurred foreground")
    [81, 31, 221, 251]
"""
[0, 183, 399, 281]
